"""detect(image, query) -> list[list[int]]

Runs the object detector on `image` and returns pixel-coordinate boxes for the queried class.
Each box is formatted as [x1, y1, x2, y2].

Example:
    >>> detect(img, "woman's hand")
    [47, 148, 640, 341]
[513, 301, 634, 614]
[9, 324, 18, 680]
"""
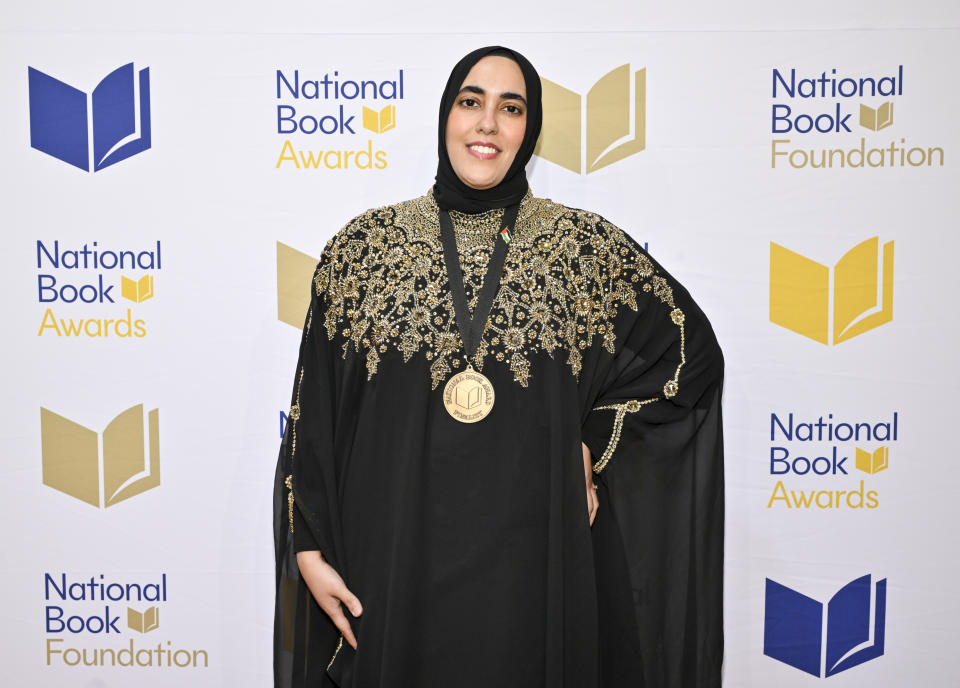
[296, 550, 363, 650]
[582, 441, 599, 526]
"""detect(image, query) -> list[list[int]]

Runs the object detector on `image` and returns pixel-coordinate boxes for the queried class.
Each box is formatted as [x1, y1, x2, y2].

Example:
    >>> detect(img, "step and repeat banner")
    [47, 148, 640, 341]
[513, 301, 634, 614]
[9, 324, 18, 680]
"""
[2, 4, 958, 686]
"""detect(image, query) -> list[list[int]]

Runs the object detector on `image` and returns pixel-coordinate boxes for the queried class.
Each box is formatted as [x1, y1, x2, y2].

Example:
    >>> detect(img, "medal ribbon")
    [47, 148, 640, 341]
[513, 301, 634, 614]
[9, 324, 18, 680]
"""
[437, 204, 520, 361]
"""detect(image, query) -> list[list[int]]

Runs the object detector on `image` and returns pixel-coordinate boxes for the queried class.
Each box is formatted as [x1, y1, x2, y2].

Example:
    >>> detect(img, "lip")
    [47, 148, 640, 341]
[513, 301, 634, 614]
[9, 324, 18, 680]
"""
[466, 141, 501, 160]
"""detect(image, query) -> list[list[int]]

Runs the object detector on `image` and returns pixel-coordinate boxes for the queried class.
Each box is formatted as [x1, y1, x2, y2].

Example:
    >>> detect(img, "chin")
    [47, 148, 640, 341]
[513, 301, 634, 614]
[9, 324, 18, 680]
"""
[458, 169, 506, 190]
[463, 178, 499, 190]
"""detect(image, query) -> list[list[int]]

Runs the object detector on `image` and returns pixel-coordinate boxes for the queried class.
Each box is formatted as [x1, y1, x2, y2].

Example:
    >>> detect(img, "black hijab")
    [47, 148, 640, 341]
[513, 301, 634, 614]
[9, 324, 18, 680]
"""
[433, 46, 543, 213]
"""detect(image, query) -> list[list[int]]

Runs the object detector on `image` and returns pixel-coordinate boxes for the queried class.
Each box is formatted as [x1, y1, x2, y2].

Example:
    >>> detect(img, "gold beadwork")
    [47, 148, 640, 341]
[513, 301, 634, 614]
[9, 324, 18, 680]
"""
[313, 189, 685, 390]
[327, 635, 344, 670]
[284, 306, 312, 534]
[285, 475, 294, 533]
[591, 398, 658, 473]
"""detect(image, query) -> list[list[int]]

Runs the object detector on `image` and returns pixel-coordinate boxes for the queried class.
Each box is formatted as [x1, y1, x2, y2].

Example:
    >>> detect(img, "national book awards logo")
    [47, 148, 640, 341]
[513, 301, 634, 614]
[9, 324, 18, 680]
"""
[274, 67, 405, 170]
[764, 574, 886, 677]
[534, 64, 645, 174]
[43, 572, 209, 669]
[765, 411, 897, 510]
[41, 404, 160, 507]
[769, 65, 945, 169]
[35, 239, 163, 338]
[28, 63, 151, 172]
[770, 236, 893, 344]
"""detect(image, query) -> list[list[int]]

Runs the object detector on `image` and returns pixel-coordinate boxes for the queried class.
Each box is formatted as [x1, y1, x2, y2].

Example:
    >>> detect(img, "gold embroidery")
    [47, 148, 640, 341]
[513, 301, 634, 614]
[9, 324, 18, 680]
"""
[314, 190, 683, 389]
[285, 475, 294, 534]
[590, 398, 658, 473]
[285, 306, 312, 533]
[327, 635, 344, 670]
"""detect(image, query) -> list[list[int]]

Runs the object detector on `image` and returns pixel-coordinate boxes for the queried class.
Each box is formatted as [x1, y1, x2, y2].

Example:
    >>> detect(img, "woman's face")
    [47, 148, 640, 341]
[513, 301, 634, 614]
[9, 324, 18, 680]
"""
[444, 55, 527, 191]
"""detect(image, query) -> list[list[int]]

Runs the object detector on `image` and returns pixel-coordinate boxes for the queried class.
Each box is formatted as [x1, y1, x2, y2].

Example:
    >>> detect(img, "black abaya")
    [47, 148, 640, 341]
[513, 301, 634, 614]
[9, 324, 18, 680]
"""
[273, 191, 724, 687]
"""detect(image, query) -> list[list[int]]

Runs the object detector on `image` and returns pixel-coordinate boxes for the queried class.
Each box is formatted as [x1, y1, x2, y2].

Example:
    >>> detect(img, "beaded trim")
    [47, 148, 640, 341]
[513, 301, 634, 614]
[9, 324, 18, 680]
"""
[590, 398, 658, 473]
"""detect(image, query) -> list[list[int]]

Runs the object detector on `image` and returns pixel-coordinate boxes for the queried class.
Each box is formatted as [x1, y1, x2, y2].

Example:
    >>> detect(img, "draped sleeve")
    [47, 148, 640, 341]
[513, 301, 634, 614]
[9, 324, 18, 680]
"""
[578, 219, 725, 688]
[273, 232, 357, 688]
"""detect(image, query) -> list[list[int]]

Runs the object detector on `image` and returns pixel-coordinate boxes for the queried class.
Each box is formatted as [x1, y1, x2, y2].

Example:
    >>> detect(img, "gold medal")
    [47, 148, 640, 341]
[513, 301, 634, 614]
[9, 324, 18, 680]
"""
[443, 364, 495, 423]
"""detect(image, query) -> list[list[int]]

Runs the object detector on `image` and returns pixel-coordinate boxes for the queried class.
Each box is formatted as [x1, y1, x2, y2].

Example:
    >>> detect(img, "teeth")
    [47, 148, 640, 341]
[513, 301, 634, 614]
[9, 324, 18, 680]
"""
[469, 145, 498, 155]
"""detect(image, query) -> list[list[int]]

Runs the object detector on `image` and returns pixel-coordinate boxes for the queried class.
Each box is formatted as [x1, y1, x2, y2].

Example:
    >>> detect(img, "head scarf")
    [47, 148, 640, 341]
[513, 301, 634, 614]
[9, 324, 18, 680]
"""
[433, 46, 543, 213]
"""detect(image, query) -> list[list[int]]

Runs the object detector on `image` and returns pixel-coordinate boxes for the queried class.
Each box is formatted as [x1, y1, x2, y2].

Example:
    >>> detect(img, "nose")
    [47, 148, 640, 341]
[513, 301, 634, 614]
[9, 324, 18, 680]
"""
[476, 103, 498, 135]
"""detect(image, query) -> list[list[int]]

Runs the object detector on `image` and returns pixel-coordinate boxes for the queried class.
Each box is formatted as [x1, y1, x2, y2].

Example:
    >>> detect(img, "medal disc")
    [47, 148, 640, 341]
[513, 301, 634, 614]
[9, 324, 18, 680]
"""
[443, 367, 495, 423]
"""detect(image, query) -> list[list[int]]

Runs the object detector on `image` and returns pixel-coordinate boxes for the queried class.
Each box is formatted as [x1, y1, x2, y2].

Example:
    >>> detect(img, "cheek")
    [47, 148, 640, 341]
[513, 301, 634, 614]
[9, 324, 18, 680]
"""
[503, 120, 527, 158]
[445, 110, 470, 144]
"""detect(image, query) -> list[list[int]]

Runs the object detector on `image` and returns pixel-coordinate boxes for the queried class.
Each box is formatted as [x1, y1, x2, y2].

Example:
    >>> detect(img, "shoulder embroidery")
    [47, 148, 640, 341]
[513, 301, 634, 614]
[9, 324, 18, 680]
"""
[314, 194, 685, 390]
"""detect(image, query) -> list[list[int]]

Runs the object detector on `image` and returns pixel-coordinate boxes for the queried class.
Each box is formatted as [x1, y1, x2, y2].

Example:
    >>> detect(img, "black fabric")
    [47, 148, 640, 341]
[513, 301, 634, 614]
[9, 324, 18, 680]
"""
[272, 191, 724, 688]
[432, 46, 543, 213]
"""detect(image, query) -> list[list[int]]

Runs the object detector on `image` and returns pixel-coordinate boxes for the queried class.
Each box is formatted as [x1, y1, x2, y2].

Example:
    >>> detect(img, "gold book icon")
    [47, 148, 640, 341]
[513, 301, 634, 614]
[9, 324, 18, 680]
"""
[276, 241, 318, 329]
[534, 65, 646, 175]
[455, 383, 481, 409]
[121, 275, 154, 303]
[860, 102, 894, 131]
[856, 447, 889, 474]
[770, 237, 894, 345]
[127, 606, 159, 633]
[40, 405, 160, 507]
[363, 105, 396, 134]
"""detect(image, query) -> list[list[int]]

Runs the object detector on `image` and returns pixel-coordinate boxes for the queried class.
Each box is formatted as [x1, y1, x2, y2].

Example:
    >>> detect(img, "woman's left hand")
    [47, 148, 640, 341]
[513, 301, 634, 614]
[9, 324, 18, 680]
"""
[582, 442, 599, 526]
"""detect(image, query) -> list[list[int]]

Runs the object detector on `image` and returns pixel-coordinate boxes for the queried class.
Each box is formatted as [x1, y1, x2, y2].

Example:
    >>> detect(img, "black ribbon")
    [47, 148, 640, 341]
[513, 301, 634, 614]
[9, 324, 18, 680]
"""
[437, 205, 520, 361]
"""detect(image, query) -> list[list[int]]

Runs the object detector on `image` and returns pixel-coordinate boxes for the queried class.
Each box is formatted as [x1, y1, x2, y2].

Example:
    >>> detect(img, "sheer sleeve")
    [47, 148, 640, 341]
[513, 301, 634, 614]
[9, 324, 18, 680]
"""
[273, 247, 349, 688]
[579, 227, 724, 688]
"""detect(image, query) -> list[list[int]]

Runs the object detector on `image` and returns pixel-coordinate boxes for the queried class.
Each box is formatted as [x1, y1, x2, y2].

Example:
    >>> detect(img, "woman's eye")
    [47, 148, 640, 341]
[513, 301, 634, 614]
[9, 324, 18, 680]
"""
[503, 104, 524, 115]
[459, 97, 479, 108]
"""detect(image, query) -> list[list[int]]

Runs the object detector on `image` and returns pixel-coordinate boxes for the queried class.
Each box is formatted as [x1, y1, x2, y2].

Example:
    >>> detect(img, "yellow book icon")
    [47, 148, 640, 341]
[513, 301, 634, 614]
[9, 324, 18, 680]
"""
[860, 102, 893, 131]
[856, 447, 889, 474]
[363, 105, 396, 134]
[121, 275, 154, 303]
[534, 65, 646, 175]
[276, 241, 319, 329]
[40, 405, 160, 508]
[128, 606, 159, 633]
[770, 237, 894, 345]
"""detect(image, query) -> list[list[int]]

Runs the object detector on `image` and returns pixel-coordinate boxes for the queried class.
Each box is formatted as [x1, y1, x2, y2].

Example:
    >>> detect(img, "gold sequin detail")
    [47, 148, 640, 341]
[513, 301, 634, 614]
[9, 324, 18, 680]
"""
[286, 307, 312, 533]
[313, 190, 682, 389]
[327, 635, 344, 670]
[590, 398, 658, 473]
[285, 475, 294, 534]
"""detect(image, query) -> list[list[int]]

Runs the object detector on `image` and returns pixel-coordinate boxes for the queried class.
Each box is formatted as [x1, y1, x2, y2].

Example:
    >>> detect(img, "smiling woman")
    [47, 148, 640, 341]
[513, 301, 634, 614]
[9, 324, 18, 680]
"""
[444, 56, 528, 190]
[274, 45, 724, 688]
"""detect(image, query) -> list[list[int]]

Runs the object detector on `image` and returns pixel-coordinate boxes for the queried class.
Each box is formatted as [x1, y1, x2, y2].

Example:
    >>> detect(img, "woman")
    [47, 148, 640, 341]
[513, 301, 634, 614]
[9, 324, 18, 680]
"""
[274, 46, 724, 688]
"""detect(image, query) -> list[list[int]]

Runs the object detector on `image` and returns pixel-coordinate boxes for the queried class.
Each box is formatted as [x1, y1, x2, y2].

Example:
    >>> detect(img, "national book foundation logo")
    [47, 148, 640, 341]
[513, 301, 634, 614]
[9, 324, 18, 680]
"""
[274, 68, 404, 170]
[769, 65, 945, 169]
[534, 64, 645, 174]
[770, 237, 893, 345]
[43, 572, 209, 669]
[764, 574, 886, 677]
[41, 405, 160, 508]
[28, 63, 151, 172]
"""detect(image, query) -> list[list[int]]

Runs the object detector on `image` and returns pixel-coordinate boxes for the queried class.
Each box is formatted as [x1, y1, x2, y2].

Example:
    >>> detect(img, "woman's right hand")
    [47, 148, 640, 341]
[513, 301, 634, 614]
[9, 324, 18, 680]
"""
[295, 550, 363, 650]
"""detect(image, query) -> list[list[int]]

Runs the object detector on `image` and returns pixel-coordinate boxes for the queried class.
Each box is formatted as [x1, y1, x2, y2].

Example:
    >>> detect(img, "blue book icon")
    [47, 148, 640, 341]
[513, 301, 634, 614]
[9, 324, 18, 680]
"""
[28, 63, 151, 172]
[764, 574, 886, 677]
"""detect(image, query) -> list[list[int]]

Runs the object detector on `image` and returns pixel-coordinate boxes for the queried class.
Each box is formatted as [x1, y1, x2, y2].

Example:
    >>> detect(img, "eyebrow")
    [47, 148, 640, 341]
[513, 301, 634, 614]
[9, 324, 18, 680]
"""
[458, 85, 527, 106]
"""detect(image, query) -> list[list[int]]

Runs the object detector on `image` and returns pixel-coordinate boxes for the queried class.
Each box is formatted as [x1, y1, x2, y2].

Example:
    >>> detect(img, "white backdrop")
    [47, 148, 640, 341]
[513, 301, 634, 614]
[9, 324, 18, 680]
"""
[2, 3, 959, 686]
